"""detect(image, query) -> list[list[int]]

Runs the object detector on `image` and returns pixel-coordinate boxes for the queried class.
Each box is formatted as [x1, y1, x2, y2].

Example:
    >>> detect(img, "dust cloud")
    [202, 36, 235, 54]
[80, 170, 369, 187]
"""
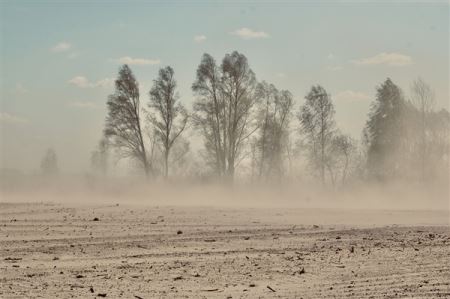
[1, 173, 448, 212]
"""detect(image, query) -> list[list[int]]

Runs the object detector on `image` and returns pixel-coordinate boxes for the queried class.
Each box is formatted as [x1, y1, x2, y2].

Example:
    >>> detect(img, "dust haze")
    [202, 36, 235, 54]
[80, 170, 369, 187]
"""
[1, 1, 450, 298]
[1, 175, 449, 213]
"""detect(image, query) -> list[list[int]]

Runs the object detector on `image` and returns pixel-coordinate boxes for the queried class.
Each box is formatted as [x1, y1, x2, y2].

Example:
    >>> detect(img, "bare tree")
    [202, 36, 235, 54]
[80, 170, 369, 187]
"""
[298, 85, 336, 184]
[41, 148, 58, 176]
[410, 78, 435, 181]
[192, 51, 258, 182]
[192, 54, 225, 176]
[167, 136, 191, 178]
[328, 133, 357, 186]
[252, 81, 294, 180]
[104, 65, 150, 177]
[427, 109, 450, 179]
[148, 66, 188, 179]
[90, 138, 109, 176]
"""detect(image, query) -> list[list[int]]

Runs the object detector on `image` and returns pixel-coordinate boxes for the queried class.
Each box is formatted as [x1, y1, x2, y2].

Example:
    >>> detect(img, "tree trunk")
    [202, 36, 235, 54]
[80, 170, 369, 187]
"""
[164, 148, 169, 179]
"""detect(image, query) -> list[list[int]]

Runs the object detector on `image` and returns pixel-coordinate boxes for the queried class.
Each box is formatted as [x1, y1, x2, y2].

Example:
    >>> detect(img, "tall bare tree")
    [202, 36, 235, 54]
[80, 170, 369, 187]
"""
[148, 66, 188, 179]
[410, 78, 435, 181]
[104, 65, 150, 177]
[90, 138, 109, 176]
[41, 148, 59, 176]
[427, 109, 450, 179]
[328, 133, 357, 186]
[192, 51, 258, 181]
[252, 81, 294, 180]
[192, 54, 225, 176]
[298, 85, 336, 184]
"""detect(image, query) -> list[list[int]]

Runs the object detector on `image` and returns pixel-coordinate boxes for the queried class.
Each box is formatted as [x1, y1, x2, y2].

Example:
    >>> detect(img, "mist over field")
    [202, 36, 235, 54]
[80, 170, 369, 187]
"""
[1, 174, 449, 214]
[1, 1, 449, 298]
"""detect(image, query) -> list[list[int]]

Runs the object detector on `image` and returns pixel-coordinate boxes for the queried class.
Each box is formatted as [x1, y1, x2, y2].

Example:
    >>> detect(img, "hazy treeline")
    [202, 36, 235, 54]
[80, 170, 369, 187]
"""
[68, 51, 448, 187]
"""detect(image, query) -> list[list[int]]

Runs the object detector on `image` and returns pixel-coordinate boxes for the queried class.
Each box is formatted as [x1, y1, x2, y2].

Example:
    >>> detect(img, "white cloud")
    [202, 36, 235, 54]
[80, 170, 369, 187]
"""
[352, 52, 413, 66]
[116, 56, 161, 66]
[334, 90, 370, 102]
[95, 78, 115, 88]
[13, 83, 28, 94]
[0, 112, 28, 125]
[68, 76, 114, 88]
[51, 42, 71, 53]
[68, 76, 90, 88]
[67, 52, 79, 59]
[230, 27, 269, 39]
[68, 101, 97, 109]
[327, 65, 343, 71]
[276, 73, 286, 78]
[194, 35, 207, 43]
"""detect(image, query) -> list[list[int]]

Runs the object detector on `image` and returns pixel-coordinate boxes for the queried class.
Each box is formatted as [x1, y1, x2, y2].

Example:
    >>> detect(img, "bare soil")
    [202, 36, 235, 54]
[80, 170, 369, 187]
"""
[1, 202, 449, 298]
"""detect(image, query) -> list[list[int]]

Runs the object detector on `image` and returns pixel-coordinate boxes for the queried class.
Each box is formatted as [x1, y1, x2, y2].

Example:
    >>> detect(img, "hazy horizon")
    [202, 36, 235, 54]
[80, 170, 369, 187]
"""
[1, 1, 449, 173]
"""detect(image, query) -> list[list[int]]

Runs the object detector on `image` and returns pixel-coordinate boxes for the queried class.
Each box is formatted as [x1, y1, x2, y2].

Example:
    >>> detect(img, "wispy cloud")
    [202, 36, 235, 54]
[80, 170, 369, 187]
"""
[326, 65, 343, 71]
[334, 90, 370, 102]
[194, 35, 207, 43]
[230, 27, 269, 39]
[68, 101, 97, 109]
[0, 112, 28, 125]
[95, 78, 115, 88]
[352, 52, 413, 67]
[51, 42, 71, 53]
[68, 76, 114, 88]
[116, 56, 161, 66]
[68, 76, 90, 88]
[67, 52, 79, 59]
[13, 83, 28, 94]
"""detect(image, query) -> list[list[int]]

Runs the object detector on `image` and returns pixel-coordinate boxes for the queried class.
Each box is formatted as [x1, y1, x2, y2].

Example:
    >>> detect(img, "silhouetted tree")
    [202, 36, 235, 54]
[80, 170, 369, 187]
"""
[410, 78, 435, 181]
[41, 148, 58, 176]
[328, 133, 357, 186]
[364, 78, 407, 180]
[147, 66, 188, 179]
[252, 81, 293, 180]
[426, 108, 450, 179]
[167, 136, 191, 178]
[104, 65, 151, 177]
[298, 85, 336, 184]
[192, 51, 258, 182]
[90, 138, 109, 176]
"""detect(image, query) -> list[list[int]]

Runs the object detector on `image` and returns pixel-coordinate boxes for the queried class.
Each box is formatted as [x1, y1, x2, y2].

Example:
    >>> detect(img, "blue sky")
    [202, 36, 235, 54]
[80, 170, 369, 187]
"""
[0, 0, 448, 172]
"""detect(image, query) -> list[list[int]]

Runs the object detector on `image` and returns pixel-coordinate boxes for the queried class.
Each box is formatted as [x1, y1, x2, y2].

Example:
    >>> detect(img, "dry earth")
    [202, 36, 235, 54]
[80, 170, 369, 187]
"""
[1, 202, 449, 298]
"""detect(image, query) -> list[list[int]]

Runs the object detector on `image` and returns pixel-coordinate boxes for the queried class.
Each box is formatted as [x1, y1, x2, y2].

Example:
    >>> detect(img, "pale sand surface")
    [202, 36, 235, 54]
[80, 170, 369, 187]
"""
[1, 202, 449, 298]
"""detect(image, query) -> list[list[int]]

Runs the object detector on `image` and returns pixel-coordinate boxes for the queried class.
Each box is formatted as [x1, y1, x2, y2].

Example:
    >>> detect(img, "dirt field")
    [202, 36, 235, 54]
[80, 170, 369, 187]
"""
[1, 202, 449, 298]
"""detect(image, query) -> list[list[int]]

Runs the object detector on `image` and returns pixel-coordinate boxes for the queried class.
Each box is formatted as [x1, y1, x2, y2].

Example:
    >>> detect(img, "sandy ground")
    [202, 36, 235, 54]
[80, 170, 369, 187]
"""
[1, 202, 449, 298]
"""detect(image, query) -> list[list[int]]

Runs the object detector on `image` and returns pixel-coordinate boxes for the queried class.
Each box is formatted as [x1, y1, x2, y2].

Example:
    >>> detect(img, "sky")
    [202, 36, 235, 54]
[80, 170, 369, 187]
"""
[0, 0, 449, 173]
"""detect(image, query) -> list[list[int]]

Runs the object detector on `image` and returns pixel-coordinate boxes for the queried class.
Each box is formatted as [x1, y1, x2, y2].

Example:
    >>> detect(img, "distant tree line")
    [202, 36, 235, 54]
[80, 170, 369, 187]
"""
[89, 51, 448, 186]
